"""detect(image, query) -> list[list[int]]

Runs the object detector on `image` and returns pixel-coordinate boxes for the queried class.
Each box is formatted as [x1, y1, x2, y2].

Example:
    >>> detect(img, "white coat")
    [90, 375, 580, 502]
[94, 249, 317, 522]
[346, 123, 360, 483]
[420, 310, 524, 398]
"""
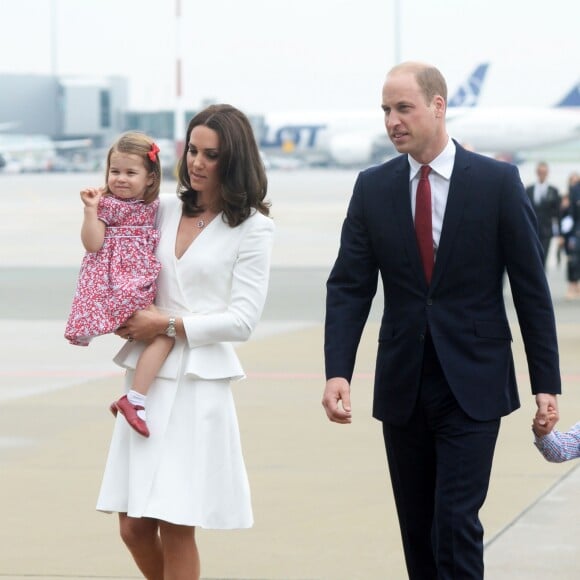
[96, 194, 275, 528]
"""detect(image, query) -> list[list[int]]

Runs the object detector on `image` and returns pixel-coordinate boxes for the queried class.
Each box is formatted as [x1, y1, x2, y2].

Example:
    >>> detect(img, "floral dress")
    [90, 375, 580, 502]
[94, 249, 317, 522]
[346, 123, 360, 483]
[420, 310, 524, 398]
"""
[65, 195, 161, 346]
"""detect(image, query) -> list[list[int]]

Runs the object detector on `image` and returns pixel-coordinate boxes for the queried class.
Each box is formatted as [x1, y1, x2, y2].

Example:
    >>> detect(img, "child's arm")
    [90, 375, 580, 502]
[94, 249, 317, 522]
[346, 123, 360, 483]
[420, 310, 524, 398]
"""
[533, 421, 580, 463]
[80, 187, 106, 252]
[532, 406, 558, 437]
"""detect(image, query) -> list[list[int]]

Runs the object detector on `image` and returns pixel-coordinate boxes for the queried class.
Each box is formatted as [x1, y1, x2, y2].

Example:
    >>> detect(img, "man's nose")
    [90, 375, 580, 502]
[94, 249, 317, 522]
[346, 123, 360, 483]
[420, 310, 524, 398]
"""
[386, 111, 399, 130]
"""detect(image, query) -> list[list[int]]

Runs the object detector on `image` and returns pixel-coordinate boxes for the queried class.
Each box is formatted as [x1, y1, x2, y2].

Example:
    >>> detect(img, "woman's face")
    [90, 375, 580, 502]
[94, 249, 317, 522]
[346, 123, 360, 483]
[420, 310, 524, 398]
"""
[186, 125, 221, 203]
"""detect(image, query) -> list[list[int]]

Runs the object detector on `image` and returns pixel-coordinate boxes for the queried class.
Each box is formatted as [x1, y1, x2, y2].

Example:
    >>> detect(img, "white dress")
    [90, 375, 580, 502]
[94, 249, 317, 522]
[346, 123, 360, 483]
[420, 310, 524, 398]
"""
[96, 194, 275, 528]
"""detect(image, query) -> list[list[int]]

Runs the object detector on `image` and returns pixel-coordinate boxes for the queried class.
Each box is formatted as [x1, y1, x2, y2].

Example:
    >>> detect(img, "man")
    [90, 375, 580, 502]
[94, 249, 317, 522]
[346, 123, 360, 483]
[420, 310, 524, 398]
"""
[323, 62, 560, 579]
[561, 174, 580, 299]
[525, 161, 561, 266]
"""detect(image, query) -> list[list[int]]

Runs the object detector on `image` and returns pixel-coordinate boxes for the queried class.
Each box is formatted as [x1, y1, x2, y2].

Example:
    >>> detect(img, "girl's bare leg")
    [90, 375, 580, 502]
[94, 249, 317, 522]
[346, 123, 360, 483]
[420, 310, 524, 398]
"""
[132, 335, 174, 395]
[158, 521, 200, 580]
[118, 514, 164, 580]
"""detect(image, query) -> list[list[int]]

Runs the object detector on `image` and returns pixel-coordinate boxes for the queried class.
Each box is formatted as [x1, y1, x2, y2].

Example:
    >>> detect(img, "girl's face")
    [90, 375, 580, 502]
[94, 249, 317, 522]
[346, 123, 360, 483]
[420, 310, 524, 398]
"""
[186, 125, 221, 203]
[107, 152, 153, 200]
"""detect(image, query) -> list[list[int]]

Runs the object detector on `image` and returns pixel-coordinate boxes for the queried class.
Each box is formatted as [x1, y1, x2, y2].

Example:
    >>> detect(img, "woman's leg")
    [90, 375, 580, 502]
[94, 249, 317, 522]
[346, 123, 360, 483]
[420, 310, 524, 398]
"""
[118, 514, 164, 580]
[158, 521, 200, 580]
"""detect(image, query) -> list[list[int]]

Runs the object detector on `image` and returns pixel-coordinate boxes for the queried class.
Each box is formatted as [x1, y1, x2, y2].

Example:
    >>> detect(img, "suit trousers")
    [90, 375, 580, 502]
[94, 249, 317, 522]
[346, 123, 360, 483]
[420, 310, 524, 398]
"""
[382, 335, 500, 580]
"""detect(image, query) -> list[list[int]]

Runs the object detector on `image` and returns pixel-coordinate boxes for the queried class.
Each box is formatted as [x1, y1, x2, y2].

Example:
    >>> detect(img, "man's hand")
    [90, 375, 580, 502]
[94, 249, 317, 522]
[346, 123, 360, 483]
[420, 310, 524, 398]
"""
[534, 393, 559, 433]
[322, 377, 352, 424]
[532, 412, 558, 437]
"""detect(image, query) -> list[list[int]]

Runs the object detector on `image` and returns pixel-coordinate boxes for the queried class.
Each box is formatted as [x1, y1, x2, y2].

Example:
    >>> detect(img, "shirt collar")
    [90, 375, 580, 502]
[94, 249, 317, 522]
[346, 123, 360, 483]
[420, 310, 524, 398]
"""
[408, 138, 456, 181]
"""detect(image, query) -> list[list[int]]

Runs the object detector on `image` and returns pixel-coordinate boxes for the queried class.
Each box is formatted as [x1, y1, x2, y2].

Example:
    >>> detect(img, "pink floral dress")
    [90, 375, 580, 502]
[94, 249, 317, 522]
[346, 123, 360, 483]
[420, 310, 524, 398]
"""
[65, 195, 161, 346]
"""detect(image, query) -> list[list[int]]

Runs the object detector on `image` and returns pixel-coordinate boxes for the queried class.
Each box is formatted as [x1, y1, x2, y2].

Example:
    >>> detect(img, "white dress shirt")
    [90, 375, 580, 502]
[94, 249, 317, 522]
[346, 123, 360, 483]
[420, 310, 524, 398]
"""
[409, 138, 456, 253]
[534, 182, 548, 205]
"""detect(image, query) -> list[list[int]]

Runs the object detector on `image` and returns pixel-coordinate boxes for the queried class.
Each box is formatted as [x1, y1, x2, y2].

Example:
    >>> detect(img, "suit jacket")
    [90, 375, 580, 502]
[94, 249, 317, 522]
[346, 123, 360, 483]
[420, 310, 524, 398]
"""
[525, 183, 560, 237]
[325, 143, 561, 424]
[114, 194, 275, 382]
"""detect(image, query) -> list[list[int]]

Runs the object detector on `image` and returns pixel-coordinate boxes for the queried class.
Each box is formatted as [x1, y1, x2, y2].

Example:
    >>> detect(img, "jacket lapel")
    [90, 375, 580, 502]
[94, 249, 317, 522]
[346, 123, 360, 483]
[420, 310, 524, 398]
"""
[430, 144, 472, 289]
[389, 159, 428, 286]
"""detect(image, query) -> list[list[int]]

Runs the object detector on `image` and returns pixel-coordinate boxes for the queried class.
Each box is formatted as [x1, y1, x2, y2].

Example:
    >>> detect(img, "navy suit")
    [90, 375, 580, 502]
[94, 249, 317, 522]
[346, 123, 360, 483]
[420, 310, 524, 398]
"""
[325, 143, 561, 578]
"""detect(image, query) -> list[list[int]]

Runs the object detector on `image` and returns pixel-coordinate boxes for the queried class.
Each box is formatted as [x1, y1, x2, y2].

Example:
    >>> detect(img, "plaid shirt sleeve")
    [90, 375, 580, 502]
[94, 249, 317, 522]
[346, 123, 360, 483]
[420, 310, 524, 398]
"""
[534, 422, 580, 463]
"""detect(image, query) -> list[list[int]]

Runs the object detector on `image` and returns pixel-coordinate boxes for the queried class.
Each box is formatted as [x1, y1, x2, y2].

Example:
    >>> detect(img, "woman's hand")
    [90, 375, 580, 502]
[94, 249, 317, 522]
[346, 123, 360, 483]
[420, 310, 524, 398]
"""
[117, 305, 165, 342]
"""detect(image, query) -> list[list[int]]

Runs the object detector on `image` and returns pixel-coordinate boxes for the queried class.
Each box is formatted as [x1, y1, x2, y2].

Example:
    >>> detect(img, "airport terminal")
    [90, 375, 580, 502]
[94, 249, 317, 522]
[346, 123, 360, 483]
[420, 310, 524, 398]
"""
[2, 66, 580, 173]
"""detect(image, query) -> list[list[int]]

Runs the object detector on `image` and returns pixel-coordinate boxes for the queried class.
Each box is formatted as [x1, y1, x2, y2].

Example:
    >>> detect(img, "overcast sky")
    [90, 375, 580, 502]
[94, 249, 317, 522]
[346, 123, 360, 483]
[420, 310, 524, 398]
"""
[0, 0, 579, 114]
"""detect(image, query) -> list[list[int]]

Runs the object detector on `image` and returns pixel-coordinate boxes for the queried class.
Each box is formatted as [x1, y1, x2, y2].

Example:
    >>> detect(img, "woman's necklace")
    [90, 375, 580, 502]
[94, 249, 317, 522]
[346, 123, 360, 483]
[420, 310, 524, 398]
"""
[195, 211, 217, 229]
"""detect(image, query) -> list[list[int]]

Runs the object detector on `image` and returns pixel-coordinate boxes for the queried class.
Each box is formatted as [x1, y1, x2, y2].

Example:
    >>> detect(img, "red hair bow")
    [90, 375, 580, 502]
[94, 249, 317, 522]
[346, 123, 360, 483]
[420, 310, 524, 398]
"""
[148, 142, 160, 162]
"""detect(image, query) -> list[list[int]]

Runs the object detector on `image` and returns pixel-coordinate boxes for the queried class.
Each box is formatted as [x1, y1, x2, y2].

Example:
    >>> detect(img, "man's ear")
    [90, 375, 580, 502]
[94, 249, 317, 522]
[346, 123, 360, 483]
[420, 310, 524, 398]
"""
[433, 95, 446, 118]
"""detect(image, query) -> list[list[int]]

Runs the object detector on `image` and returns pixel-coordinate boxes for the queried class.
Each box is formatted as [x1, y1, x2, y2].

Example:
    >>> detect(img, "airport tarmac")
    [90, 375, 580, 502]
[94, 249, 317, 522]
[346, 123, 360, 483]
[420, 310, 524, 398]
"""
[1, 165, 579, 579]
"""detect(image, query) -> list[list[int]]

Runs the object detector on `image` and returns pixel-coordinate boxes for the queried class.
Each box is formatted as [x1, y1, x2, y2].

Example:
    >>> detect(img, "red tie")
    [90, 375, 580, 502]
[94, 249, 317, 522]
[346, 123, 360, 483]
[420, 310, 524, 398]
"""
[415, 165, 434, 283]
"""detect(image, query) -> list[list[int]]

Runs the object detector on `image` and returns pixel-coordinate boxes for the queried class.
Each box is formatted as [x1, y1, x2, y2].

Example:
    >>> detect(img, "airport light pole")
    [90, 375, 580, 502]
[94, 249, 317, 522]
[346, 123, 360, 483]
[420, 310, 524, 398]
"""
[174, 0, 186, 166]
[50, 0, 58, 75]
[393, 0, 401, 64]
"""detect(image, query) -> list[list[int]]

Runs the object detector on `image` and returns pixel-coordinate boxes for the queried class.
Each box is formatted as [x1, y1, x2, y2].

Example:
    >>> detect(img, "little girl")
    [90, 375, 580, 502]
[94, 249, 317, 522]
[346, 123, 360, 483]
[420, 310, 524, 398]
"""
[65, 132, 174, 438]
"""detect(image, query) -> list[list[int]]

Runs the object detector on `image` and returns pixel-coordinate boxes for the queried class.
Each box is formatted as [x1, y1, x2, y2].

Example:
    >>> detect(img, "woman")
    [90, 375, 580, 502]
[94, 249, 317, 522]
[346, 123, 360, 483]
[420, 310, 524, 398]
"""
[96, 104, 275, 580]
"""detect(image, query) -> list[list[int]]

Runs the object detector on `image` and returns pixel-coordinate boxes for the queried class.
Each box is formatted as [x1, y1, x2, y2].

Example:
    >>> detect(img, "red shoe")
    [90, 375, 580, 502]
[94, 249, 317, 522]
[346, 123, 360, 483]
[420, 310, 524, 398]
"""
[113, 395, 150, 438]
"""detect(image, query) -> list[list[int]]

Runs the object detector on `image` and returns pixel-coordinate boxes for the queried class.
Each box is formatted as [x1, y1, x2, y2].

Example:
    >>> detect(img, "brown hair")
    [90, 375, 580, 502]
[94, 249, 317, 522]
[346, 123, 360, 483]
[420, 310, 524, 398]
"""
[104, 132, 161, 204]
[389, 62, 448, 105]
[177, 104, 270, 227]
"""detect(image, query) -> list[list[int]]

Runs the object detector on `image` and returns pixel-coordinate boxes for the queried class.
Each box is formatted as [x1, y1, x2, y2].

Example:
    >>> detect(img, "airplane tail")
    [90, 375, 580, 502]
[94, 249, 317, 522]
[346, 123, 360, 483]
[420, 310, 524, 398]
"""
[555, 82, 580, 107]
[448, 63, 489, 108]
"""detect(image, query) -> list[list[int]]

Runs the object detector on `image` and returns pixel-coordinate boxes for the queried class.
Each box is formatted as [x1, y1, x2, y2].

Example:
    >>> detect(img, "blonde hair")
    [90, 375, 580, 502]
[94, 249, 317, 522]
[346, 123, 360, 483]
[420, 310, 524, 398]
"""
[104, 132, 161, 204]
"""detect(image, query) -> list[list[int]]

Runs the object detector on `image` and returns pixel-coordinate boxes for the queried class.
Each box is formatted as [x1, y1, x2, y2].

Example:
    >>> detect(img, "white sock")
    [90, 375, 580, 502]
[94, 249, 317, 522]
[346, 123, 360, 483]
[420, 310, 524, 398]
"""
[127, 389, 147, 421]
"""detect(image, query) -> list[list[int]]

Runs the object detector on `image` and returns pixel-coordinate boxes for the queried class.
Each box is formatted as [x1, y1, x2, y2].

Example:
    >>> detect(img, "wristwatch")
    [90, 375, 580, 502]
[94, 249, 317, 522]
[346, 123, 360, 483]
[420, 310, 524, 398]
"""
[165, 316, 177, 338]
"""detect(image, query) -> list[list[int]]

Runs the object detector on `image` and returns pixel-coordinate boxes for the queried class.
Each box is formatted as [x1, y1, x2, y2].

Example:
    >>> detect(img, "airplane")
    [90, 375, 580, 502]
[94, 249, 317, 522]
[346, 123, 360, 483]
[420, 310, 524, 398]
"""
[257, 63, 490, 166]
[0, 132, 92, 173]
[443, 81, 580, 156]
[258, 66, 580, 167]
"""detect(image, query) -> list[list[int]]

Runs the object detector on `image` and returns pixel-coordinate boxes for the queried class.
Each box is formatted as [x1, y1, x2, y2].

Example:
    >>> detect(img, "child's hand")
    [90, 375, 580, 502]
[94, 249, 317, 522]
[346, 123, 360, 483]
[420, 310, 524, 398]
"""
[532, 411, 558, 437]
[80, 187, 104, 209]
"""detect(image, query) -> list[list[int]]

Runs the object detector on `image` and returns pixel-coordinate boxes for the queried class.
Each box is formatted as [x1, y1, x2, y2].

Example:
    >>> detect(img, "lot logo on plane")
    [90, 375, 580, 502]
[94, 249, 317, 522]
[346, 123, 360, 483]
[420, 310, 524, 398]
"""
[260, 124, 327, 150]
